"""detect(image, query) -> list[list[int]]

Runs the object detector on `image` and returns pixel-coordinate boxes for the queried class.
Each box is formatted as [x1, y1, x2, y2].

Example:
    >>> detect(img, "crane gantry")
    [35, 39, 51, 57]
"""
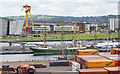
[22, 5, 34, 30]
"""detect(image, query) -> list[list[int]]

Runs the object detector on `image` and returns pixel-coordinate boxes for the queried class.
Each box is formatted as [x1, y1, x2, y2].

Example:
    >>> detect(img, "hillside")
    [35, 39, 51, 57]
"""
[5, 14, 117, 24]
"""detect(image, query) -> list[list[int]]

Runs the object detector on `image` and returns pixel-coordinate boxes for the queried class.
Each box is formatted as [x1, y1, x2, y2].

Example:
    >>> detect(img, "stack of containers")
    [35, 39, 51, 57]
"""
[81, 56, 108, 69]
[75, 55, 100, 68]
[101, 54, 120, 66]
[85, 59, 115, 69]
[111, 48, 120, 54]
[72, 62, 80, 71]
[74, 49, 99, 61]
[77, 68, 108, 74]
[50, 61, 69, 66]
[75, 49, 99, 55]
[75, 55, 115, 69]
[103, 67, 120, 74]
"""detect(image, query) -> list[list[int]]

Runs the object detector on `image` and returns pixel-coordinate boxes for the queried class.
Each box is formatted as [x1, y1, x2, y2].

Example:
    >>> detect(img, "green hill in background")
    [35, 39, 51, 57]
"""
[3, 14, 117, 24]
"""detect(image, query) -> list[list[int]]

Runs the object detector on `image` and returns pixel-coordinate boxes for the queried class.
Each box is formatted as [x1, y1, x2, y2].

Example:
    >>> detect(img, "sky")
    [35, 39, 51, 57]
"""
[0, 0, 120, 17]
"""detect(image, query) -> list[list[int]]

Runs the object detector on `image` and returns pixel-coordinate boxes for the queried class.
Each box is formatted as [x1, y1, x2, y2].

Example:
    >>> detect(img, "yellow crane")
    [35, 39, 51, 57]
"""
[22, 5, 34, 30]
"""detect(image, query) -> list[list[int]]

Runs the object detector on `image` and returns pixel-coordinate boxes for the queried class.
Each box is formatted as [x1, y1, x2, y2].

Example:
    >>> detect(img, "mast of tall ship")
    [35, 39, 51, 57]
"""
[107, 16, 110, 53]
[44, 16, 46, 48]
[61, 16, 64, 56]
[73, 20, 76, 47]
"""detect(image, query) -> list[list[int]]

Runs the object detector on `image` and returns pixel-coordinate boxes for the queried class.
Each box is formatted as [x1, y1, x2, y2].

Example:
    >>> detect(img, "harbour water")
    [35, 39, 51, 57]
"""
[0, 40, 112, 62]
[0, 52, 110, 62]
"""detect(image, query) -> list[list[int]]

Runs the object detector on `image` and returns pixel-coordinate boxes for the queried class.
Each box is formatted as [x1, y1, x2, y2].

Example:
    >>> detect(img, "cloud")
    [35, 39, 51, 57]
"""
[1, 0, 119, 2]
[0, 0, 119, 17]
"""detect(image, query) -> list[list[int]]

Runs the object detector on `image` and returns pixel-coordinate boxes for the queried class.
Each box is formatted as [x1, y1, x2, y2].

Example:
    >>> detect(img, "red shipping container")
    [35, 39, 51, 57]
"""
[118, 50, 120, 54]
[114, 60, 120, 66]
[113, 49, 116, 54]
[77, 68, 108, 74]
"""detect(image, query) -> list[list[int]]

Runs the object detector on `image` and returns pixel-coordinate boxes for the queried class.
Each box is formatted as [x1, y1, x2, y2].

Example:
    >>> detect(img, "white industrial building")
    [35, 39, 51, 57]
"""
[32, 26, 50, 32]
[0, 18, 24, 37]
[54, 26, 79, 32]
[32, 25, 79, 32]
[85, 23, 90, 31]
[110, 18, 119, 31]
[9, 20, 24, 35]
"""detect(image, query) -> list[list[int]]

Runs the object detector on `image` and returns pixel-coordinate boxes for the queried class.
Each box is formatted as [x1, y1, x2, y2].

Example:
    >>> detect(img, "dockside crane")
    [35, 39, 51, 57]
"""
[22, 5, 34, 30]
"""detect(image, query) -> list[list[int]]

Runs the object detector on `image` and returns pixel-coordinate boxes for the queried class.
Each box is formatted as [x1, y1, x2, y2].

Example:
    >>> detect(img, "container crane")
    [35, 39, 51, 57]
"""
[22, 5, 34, 30]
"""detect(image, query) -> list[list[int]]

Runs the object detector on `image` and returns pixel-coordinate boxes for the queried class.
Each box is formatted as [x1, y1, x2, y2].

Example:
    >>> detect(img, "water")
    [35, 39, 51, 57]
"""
[0, 40, 112, 62]
[0, 54, 74, 62]
[23, 41, 73, 45]
[0, 52, 110, 62]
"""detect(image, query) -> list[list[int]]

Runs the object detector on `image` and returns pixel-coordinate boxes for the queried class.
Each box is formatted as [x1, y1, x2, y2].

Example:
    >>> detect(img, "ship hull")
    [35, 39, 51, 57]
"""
[30, 48, 78, 55]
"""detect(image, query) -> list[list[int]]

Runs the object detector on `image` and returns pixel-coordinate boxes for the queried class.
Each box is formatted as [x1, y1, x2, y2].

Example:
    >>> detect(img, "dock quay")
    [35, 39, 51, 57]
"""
[1, 48, 120, 74]
[1, 59, 120, 74]
[0, 51, 33, 54]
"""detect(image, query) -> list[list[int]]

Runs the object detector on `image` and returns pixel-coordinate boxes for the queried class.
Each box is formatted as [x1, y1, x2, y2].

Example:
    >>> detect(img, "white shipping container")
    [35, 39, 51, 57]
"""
[72, 62, 80, 71]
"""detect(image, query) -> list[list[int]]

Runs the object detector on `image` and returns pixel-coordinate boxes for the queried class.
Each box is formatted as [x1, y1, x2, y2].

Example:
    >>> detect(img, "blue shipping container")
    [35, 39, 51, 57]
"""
[50, 61, 69, 66]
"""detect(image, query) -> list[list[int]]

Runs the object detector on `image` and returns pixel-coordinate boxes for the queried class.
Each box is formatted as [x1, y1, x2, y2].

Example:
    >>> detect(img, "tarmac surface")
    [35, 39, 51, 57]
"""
[1, 60, 73, 72]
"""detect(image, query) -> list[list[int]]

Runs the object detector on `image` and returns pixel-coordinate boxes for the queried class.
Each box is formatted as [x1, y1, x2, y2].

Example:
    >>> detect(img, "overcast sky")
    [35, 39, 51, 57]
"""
[0, 0, 119, 17]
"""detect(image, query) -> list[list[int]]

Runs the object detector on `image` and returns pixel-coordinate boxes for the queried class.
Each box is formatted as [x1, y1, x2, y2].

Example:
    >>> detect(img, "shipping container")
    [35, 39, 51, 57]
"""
[85, 60, 115, 68]
[82, 57, 108, 65]
[76, 49, 99, 55]
[50, 61, 69, 66]
[103, 67, 120, 74]
[72, 62, 81, 71]
[101, 55, 120, 66]
[75, 55, 100, 63]
[111, 48, 120, 54]
[77, 69, 108, 74]
[101, 54, 119, 58]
